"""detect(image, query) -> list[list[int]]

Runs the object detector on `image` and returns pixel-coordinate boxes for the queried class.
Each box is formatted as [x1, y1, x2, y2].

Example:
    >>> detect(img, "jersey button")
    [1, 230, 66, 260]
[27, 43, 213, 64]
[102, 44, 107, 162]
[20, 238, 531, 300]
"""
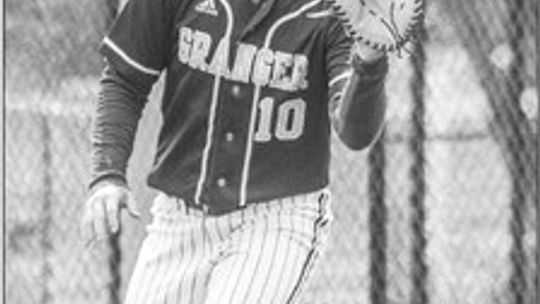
[217, 178, 227, 188]
[231, 85, 241, 97]
[225, 132, 234, 142]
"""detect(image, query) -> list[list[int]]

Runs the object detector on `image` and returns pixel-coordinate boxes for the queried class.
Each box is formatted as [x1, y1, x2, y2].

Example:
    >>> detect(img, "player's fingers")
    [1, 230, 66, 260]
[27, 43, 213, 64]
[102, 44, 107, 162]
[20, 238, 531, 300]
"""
[104, 195, 121, 234]
[124, 193, 142, 219]
[354, 40, 385, 62]
[81, 197, 97, 248]
[92, 197, 109, 241]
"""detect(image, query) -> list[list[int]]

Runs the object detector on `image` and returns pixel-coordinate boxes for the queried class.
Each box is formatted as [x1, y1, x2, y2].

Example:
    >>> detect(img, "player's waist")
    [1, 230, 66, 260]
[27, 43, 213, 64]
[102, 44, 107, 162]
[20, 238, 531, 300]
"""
[152, 187, 331, 218]
[148, 164, 331, 215]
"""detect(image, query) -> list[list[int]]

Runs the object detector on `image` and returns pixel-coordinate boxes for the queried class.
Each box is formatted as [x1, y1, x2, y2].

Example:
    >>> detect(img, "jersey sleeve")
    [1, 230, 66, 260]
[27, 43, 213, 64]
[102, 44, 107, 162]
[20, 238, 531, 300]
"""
[325, 17, 354, 104]
[99, 0, 176, 81]
[325, 17, 389, 150]
[89, 62, 153, 189]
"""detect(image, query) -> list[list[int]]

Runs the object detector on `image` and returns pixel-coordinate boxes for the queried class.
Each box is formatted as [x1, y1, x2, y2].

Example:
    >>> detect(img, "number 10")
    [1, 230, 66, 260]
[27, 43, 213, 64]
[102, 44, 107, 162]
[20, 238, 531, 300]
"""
[254, 97, 307, 142]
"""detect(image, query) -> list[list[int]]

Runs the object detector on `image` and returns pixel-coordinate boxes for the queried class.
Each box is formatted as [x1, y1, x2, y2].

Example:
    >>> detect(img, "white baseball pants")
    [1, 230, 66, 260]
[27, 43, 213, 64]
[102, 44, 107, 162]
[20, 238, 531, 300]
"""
[124, 190, 332, 304]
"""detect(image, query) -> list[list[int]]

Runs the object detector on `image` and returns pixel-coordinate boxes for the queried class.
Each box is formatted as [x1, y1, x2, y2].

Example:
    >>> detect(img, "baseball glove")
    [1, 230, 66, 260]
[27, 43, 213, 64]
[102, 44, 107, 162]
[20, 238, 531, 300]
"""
[327, 0, 425, 54]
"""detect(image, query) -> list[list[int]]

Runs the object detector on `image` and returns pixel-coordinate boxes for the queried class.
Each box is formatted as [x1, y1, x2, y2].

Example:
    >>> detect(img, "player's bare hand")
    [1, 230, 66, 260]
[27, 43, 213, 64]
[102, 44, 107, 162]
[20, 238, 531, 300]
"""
[80, 181, 141, 248]
[353, 41, 386, 63]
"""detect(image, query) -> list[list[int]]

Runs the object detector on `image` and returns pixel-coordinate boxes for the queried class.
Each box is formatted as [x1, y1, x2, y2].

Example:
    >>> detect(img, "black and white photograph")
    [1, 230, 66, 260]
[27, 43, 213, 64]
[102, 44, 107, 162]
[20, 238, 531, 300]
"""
[3, 0, 538, 303]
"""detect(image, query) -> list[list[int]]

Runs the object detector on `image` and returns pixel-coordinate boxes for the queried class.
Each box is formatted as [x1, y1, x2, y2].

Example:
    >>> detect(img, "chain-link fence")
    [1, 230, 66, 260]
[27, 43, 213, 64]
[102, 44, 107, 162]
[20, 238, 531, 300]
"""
[5, 0, 538, 304]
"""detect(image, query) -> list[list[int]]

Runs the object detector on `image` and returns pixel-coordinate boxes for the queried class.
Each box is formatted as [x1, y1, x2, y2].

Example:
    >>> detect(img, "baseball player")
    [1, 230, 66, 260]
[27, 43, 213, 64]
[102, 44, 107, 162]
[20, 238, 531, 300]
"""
[81, 0, 388, 303]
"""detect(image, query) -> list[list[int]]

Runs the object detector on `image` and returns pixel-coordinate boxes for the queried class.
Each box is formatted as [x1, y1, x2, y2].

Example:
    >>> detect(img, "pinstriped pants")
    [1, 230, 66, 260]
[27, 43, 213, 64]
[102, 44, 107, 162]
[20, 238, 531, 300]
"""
[124, 190, 332, 304]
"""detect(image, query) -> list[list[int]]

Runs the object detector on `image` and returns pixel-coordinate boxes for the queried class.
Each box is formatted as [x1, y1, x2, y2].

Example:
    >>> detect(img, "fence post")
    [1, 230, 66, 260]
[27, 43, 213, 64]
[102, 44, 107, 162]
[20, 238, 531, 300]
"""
[40, 111, 53, 304]
[108, 232, 122, 304]
[536, 3, 539, 302]
[103, 0, 120, 27]
[409, 23, 428, 304]
[506, 0, 531, 303]
[368, 131, 387, 304]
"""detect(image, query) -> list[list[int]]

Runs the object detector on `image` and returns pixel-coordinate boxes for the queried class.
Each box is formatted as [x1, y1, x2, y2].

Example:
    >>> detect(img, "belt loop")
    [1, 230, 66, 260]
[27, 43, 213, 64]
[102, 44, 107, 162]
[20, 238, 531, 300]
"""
[183, 199, 190, 216]
[175, 197, 181, 214]
[173, 196, 188, 216]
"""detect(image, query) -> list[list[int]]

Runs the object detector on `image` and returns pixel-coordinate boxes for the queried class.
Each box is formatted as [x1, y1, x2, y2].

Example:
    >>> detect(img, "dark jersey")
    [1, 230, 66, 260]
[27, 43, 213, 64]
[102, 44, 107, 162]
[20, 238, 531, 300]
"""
[94, 0, 388, 215]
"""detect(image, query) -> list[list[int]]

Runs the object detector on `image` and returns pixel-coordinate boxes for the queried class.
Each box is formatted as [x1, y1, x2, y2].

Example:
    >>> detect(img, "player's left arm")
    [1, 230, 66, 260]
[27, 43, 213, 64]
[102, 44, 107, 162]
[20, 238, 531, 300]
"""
[326, 18, 389, 150]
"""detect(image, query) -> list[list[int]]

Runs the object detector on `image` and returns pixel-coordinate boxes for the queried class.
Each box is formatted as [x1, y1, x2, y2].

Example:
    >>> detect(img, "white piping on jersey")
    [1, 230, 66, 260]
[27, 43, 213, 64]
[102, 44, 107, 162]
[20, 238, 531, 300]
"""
[305, 10, 332, 19]
[329, 70, 353, 88]
[194, 0, 234, 205]
[103, 37, 161, 76]
[333, 67, 354, 124]
[329, 70, 353, 103]
[239, 0, 323, 207]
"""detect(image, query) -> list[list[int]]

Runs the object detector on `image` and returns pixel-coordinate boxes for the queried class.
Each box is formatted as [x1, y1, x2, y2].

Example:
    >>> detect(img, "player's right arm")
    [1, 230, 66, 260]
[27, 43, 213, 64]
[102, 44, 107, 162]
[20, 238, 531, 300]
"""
[81, 0, 175, 246]
[81, 63, 152, 247]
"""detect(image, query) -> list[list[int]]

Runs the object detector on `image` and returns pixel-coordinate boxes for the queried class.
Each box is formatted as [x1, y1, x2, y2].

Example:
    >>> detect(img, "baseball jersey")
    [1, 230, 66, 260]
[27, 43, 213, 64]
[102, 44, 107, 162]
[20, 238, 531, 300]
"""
[92, 0, 388, 215]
